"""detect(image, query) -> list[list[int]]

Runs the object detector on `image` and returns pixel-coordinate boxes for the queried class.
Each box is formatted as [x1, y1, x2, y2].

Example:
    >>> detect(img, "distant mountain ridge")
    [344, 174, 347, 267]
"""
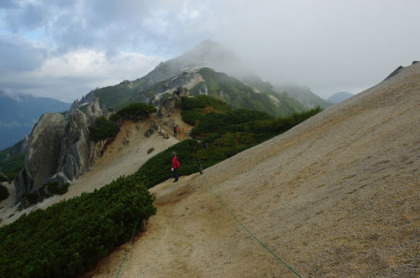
[276, 84, 332, 109]
[79, 40, 331, 115]
[0, 91, 70, 151]
[328, 91, 354, 103]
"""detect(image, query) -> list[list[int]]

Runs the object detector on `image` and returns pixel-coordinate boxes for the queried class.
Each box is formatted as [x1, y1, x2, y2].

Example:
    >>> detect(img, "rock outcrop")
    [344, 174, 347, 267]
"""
[156, 87, 189, 118]
[14, 99, 103, 207]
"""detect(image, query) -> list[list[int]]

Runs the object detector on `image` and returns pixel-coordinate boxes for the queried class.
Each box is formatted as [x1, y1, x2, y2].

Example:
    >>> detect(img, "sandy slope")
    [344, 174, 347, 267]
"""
[84, 63, 420, 278]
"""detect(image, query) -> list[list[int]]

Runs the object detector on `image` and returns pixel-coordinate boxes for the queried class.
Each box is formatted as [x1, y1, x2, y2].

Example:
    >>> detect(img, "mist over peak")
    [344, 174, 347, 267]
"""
[181, 40, 239, 68]
[144, 39, 253, 87]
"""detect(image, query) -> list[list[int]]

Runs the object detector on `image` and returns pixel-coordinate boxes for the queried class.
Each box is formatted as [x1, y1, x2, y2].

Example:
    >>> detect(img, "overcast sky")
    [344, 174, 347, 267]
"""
[0, 0, 419, 102]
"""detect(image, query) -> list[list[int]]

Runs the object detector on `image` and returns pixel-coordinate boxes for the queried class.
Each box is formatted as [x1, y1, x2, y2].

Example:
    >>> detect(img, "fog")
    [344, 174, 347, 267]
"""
[0, 0, 419, 101]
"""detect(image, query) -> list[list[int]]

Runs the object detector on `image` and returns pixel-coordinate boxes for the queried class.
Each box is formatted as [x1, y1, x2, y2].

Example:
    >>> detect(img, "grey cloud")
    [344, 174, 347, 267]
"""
[0, 35, 47, 72]
[1, 0, 212, 55]
[1, 0, 419, 100]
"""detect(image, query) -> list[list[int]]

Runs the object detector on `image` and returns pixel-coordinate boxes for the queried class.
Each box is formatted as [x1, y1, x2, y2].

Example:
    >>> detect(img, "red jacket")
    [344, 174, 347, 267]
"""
[172, 156, 180, 169]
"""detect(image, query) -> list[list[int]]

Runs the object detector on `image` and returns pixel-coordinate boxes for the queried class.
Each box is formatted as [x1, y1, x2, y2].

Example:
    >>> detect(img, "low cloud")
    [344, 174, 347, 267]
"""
[0, 48, 163, 102]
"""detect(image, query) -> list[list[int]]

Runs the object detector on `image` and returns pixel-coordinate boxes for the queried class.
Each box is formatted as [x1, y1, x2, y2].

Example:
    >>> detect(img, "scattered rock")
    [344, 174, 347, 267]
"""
[144, 121, 159, 137]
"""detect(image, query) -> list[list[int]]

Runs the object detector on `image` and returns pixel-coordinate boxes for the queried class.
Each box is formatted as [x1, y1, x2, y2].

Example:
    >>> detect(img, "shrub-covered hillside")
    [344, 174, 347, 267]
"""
[0, 140, 27, 182]
[136, 95, 321, 188]
[0, 175, 156, 278]
[189, 68, 305, 116]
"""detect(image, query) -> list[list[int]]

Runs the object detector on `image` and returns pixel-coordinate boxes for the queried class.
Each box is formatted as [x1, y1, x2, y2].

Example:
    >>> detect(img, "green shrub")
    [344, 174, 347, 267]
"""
[136, 139, 202, 188]
[0, 175, 156, 278]
[0, 184, 9, 201]
[180, 95, 231, 125]
[0, 146, 26, 181]
[191, 109, 273, 137]
[138, 105, 322, 189]
[0, 176, 8, 183]
[88, 117, 119, 142]
[46, 182, 70, 196]
[109, 103, 156, 123]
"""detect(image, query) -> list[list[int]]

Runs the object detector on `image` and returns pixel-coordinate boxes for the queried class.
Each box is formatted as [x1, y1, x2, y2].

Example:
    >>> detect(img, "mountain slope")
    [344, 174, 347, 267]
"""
[88, 62, 420, 277]
[0, 92, 70, 150]
[79, 41, 315, 116]
[277, 84, 333, 108]
[328, 91, 354, 103]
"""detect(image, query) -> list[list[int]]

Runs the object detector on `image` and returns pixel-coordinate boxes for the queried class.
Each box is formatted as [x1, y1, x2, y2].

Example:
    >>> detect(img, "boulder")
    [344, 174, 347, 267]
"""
[25, 113, 67, 187]
[57, 108, 95, 181]
[14, 99, 103, 207]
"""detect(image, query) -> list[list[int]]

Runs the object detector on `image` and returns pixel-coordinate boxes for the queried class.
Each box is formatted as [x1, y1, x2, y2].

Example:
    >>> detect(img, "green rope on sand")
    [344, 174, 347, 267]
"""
[115, 217, 140, 278]
[202, 173, 303, 278]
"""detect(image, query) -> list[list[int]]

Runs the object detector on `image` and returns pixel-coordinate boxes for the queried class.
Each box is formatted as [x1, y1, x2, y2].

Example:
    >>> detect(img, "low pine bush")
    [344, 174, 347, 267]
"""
[88, 117, 119, 142]
[0, 175, 156, 278]
[46, 182, 70, 196]
[109, 103, 156, 123]
[0, 184, 9, 201]
[137, 101, 322, 189]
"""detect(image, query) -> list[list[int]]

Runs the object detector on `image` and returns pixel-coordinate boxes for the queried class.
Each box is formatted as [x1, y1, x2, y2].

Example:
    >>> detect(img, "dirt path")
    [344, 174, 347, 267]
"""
[86, 63, 420, 277]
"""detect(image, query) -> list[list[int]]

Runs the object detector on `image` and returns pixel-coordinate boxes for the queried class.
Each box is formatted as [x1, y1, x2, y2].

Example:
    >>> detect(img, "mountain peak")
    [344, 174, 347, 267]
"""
[143, 40, 247, 88]
[183, 39, 231, 60]
[177, 39, 242, 73]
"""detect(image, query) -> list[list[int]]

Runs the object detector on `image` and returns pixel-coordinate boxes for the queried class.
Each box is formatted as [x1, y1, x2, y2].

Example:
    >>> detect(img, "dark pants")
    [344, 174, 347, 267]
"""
[173, 168, 178, 181]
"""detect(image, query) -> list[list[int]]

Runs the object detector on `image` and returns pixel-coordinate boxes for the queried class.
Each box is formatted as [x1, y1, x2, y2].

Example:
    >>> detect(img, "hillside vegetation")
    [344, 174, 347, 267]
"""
[190, 68, 305, 116]
[0, 140, 27, 182]
[0, 175, 156, 278]
[0, 94, 321, 277]
[89, 103, 156, 142]
[86, 66, 310, 116]
[136, 95, 321, 189]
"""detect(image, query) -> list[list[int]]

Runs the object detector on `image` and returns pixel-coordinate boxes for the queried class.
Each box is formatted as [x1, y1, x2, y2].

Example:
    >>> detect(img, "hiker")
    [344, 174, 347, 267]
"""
[171, 151, 180, 182]
[173, 124, 178, 137]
